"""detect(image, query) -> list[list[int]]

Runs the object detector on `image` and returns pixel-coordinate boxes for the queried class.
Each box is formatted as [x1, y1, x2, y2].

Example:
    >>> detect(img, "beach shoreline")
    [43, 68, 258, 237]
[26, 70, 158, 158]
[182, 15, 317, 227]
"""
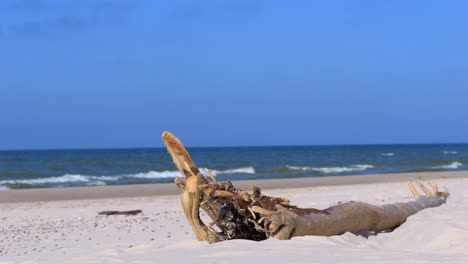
[1, 170, 466, 203]
[1, 171, 467, 263]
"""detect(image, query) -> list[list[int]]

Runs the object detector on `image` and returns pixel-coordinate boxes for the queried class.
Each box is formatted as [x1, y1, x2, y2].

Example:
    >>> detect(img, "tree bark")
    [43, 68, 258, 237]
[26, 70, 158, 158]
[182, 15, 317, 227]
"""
[162, 131, 449, 243]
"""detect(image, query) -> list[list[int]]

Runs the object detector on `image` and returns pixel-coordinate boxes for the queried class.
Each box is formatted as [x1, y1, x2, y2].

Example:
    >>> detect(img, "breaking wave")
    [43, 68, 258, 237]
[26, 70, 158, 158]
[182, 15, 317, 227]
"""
[0, 185, 9, 190]
[0, 167, 256, 186]
[432, 161, 463, 169]
[380, 153, 395, 156]
[124, 170, 182, 179]
[443, 151, 457, 155]
[285, 164, 374, 174]
[203, 167, 256, 175]
[0, 174, 91, 185]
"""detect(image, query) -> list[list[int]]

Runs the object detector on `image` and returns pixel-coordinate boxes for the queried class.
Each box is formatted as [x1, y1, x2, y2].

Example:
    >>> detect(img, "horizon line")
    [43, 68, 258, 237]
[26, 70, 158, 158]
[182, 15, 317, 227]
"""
[1, 141, 467, 152]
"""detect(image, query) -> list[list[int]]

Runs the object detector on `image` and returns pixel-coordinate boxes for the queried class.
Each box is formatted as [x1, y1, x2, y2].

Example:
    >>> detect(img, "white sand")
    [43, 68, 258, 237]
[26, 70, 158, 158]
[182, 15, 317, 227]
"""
[1, 176, 468, 263]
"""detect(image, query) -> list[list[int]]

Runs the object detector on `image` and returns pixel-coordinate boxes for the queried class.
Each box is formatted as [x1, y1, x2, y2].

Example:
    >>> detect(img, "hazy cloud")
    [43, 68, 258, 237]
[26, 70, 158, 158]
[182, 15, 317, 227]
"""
[1, 0, 137, 38]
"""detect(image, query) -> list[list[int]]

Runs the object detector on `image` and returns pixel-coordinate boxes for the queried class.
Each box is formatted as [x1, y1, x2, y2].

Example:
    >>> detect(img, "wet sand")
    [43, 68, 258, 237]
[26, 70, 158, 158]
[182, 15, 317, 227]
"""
[1, 171, 466, 203]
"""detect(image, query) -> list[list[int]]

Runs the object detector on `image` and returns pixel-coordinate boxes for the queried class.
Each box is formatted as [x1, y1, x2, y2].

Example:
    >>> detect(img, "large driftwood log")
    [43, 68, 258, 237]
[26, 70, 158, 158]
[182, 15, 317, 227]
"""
[162, 131, 449, 243]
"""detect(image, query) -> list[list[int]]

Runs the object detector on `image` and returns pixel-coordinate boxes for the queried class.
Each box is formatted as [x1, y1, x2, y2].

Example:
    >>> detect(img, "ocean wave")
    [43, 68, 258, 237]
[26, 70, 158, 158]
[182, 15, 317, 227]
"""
[86, 181, 106, 186]
[124, 170, 182, 179]
[286, 164, 374, 174]
[126, 167, 256, 179]
[432, 161, 463, 169]
[90, 176, 120, 181]
[204, 166, 256, 175]
[443, 151, 457, 155]
[0, 185, 9, 190]
[0, 174, 90, 185]
[380, 153, 395, 156]
[0, 167, 256, 186]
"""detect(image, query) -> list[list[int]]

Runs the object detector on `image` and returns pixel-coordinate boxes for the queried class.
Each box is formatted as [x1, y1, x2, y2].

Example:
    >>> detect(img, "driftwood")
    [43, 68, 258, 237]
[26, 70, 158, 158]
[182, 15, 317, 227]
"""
[162, 131, 449, 243]
[98, 210, 142, 216]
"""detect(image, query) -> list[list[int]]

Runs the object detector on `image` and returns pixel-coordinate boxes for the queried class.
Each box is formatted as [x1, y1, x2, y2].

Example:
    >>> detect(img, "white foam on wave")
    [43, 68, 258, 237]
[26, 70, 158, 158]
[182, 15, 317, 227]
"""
[0, 185, 9, 190]
[91, 176, 120, 181]
[125, 170, 182, 179]
[286, 164, 374, 174]
[443, 151, 457, 155]
[203, 166, 256, 175]
[127, 167, 256, 179]
[380, 153, 395, 156]
[0, 167, 257, 185]
[433, 161, 463, 169]
[86, 181, 106, 186]
[0, 174, 90, 185]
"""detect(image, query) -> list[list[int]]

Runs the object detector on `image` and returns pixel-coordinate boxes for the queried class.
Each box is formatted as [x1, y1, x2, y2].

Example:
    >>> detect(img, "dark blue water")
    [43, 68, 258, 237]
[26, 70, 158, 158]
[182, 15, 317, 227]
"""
[1, 144, 467, 189]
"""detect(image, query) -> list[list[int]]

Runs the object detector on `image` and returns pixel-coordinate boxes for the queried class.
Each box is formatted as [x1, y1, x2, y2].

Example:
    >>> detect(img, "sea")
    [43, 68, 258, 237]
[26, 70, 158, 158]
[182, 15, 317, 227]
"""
[0, 144, 467, 190]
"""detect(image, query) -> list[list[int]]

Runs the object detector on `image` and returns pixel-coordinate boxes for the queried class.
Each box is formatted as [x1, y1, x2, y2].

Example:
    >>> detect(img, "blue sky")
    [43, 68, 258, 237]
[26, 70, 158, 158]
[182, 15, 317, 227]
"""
[1, 0, 467, 150]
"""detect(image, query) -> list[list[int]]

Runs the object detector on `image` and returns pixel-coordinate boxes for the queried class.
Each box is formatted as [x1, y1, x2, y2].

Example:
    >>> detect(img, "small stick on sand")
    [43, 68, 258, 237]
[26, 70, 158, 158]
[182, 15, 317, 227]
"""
[98, 210, 142, 216]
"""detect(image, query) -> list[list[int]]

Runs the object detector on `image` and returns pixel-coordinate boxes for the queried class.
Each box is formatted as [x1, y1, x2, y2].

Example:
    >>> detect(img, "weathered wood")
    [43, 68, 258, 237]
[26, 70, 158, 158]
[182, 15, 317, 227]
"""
[162, 131, 449, 243]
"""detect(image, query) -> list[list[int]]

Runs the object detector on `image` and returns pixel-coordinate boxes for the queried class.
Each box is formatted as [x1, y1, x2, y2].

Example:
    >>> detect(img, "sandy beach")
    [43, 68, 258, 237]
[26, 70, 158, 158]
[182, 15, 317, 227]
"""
[3, 0, 467, 262]
[1, 171, 467, 263]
